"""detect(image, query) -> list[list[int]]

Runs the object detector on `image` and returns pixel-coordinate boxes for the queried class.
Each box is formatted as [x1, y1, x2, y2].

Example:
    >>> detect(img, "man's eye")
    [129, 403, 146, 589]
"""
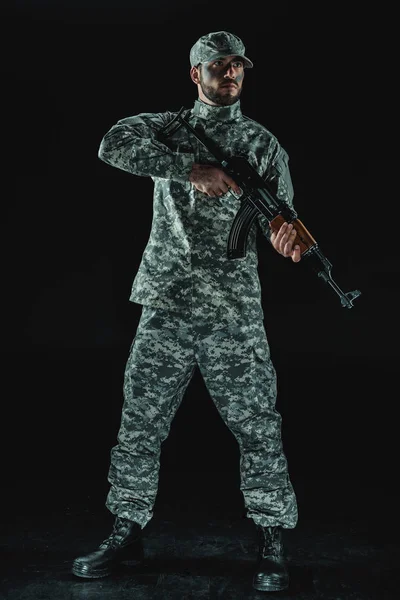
[212, 60, 242, 68]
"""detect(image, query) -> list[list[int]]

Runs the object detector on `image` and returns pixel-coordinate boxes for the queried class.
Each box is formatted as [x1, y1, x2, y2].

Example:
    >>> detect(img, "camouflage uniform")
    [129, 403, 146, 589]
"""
[98, 82, 298, 530]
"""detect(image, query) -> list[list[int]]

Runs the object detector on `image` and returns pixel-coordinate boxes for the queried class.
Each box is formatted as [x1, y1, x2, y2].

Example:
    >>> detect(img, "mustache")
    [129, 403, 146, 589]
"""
[220, 80, 238, 87]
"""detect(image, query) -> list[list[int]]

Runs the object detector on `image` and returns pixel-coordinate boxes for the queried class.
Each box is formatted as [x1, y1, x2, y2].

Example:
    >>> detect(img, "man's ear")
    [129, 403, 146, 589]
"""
[190, 65, 200, 85]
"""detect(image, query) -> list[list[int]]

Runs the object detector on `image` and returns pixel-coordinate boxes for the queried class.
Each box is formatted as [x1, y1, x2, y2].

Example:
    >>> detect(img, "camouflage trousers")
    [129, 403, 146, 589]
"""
[106, 305, 298, 529]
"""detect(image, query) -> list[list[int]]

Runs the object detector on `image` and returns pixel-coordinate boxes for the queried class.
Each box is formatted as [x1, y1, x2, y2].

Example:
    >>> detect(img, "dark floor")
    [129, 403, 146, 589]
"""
[1, 474, 399, 600]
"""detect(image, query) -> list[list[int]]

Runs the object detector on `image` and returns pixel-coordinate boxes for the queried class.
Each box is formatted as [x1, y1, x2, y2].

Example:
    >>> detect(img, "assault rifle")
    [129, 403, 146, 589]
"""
[158, 106, 361, 309]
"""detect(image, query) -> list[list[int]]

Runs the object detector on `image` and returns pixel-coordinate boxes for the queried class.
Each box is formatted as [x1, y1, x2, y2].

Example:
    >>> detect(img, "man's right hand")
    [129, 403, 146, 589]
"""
[189, 163, 242, 197]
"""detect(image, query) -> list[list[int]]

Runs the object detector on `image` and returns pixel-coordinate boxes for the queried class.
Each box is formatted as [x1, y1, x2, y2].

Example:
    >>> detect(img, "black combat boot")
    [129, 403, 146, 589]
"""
[72, 517, 144, 578]
[252, 525, 289, 592]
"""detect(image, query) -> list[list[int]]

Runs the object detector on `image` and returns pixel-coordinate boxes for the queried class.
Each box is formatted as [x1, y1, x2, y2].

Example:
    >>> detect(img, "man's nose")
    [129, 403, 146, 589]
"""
[223, 66, 236, 78]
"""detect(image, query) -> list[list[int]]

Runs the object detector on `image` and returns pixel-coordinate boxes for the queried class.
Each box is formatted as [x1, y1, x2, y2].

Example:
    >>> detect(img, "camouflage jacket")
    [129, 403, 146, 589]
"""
[98, 99, 295, 328]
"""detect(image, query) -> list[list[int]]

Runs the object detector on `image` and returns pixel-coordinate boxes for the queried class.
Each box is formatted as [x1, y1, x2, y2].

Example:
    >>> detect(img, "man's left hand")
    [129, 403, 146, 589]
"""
[270, 222, 301, 263]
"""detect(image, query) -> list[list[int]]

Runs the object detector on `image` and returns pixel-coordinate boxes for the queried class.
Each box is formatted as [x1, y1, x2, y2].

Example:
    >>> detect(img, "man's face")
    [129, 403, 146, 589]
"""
[193, 55, 245, 106]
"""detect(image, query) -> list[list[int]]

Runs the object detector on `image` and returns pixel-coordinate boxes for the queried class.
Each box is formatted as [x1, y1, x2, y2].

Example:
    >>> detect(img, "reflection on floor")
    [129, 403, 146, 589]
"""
[2, 476, 398, 599]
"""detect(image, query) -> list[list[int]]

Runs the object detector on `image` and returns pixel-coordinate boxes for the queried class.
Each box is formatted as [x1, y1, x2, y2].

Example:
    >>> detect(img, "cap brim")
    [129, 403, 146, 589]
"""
[242, 56, 253, 69]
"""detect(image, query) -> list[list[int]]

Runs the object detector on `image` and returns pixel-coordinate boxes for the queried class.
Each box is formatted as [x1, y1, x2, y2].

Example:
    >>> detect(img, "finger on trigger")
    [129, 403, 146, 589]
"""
[227, 177, 241, 195]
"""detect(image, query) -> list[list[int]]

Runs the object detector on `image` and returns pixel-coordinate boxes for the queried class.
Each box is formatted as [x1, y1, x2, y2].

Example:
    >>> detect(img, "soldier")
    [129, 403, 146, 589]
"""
[72, 30, 300, 592]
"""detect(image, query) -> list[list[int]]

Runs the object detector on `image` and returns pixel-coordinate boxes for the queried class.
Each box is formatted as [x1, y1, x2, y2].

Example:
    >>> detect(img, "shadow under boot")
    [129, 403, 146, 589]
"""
[252, 525, 289, 592]
[72, 516, 144, 579]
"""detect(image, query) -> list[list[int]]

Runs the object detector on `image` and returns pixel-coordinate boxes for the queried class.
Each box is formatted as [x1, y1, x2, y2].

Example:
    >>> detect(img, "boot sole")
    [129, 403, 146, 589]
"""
[253, 575, 289, 592]
[72, 560, 112, 579]
[71, 555, 143, 579]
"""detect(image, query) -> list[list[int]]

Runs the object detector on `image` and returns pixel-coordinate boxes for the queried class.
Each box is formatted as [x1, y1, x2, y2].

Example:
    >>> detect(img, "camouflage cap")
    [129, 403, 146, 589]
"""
[190, 31, 253, 69]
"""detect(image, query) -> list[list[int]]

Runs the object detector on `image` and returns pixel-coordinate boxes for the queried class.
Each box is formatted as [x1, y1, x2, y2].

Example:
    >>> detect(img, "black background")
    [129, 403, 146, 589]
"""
[5, 1, 399, 508]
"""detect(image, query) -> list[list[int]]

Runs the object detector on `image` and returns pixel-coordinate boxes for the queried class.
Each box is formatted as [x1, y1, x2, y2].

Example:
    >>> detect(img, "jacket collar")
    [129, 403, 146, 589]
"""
[191, 98, 242, 122]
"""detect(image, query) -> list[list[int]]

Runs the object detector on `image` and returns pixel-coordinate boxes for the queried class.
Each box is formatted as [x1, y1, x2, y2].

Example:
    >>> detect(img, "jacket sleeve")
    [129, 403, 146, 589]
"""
[257, 141, 295, 241]
[98, 111, 195, 182]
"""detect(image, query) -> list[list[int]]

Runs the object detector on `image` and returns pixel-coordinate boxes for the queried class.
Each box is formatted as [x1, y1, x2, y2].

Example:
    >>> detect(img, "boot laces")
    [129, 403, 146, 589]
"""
[100, 517, 133, 549]
[259, 526, 283, 559]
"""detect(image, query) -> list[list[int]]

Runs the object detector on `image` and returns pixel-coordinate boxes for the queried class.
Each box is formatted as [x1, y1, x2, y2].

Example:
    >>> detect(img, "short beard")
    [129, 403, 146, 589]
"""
[199, 72, 241, 106]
